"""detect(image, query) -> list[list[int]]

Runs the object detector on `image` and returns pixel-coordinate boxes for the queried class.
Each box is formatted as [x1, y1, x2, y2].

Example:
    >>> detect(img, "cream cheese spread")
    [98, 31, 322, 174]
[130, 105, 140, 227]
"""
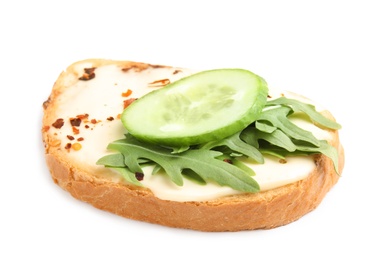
[50, 63, 332, 202]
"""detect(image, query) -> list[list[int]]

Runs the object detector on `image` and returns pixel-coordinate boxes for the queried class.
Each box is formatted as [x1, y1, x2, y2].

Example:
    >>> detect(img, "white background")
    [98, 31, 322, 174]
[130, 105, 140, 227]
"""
[1, 0, 367, 259]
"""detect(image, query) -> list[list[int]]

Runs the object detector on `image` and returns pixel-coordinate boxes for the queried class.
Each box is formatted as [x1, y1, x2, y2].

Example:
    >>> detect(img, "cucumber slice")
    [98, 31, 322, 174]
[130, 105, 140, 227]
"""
[122, 69, 268, 147]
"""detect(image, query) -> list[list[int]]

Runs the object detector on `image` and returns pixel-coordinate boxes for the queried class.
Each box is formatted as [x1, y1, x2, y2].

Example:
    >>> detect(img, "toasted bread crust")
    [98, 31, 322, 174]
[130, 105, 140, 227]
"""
[42, 59, 344, 232]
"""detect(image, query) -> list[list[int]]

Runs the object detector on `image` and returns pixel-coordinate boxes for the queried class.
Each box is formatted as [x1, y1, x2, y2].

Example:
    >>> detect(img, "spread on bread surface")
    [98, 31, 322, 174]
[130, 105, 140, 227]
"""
[43, 61, 339, 202]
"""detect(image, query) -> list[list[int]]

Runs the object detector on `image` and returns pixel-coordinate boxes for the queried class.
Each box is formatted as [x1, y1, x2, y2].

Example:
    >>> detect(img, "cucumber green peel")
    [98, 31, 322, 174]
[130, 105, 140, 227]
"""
[121, 69, 268, 147]
[97, 69, 342, 193]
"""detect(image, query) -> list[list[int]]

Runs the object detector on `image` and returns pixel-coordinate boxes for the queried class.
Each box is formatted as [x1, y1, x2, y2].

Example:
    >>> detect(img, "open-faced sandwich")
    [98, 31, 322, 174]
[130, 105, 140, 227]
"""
[41, 59, 344, 232]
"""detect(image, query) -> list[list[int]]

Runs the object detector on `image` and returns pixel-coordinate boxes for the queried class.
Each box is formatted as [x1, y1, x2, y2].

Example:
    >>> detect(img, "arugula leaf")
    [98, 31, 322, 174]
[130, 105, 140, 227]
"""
[232, 158, 257, 176]
[215, 154, 256, 176]
[241, 125, 339, 172]
[241, 127, 297, 152]
[267, 97, 341, 130]
[96, 153, 126, 167]
[199, 131, 264, 163]
[257, 106, 320, 146]
[106, 134, 260, 192]
[255, 121, 277, 133]
[181, 169, 207, 185]
[293, 140, 339, 172]
[96, 153, 151, 167]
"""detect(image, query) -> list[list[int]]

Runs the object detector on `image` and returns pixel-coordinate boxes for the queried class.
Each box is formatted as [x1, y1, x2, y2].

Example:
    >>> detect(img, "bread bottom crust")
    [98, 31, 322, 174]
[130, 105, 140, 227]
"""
[45, 140, 343, 232]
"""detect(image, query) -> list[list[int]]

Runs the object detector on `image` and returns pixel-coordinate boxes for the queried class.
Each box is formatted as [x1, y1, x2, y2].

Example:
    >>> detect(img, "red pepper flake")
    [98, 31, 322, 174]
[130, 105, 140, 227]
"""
[122, 63, 166, 72]
[223, 159, 233, 164]
[148, 78, 170, 87]
[107, 116, 114, 121]
[70, 117, 82, 127]
[123, 98, 137, 109]
[77, 137, 84, 141]
[52, 118, 64, 129]
[122, 89, 132, 97]
[42, 125, 50, 132]
[43, 98, 51, 109]
[151, 64, 165, 68]
[85, 125, 90, 129]
[116, 114, 121, 119]
[79, 67, 96, 81]
[279, 159, 287, 164]
[91, 119, 98, 124]
[67, 135, 75, 141]
[135, 172, 144, 181]
[76, 113, 89, 120]
[72, 126, 80, 134]
[65, 143, 72, 150]
[122, 65, 139, 72]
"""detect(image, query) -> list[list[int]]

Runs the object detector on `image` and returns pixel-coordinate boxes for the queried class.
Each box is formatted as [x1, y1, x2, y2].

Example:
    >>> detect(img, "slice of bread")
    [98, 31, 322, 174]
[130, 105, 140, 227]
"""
[41, 59, 344, 232]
